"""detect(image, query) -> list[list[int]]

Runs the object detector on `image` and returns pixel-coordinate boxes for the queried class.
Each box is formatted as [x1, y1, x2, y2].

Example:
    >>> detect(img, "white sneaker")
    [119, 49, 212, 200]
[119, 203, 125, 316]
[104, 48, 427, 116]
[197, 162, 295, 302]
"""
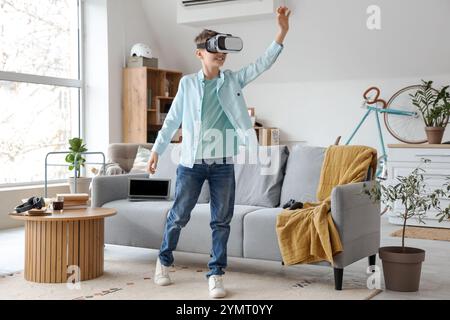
[208, 275, 226, 298]
[154, 258, 172, 286]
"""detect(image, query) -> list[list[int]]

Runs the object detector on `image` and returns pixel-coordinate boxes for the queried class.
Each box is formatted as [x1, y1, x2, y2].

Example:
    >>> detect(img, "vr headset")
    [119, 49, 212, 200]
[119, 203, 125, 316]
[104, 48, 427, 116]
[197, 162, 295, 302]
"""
[197, 32, 243, 53]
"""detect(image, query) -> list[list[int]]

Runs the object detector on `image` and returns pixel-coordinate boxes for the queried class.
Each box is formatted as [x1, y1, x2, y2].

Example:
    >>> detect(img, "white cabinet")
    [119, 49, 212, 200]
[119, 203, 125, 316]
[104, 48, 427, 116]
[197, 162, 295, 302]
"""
[386, 144, 450, 228]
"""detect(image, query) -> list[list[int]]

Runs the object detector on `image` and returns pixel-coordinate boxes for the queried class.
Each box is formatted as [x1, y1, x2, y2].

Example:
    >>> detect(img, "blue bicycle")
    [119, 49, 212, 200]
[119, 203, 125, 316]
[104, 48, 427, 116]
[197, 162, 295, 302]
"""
[344, 85, 429, 179]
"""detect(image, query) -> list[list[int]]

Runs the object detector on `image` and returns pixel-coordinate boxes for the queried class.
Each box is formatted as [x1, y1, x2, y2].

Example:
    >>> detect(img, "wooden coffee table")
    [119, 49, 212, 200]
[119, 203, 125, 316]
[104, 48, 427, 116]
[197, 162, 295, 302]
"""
[9, 207, 116, 283]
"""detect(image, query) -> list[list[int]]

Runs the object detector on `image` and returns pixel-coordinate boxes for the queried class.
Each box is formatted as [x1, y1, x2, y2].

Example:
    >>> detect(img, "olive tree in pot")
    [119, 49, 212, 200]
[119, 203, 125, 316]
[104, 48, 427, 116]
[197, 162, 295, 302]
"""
[364, 163, 450, 292]
[65, 138, 91, 194]
[411, 80, 450, 144]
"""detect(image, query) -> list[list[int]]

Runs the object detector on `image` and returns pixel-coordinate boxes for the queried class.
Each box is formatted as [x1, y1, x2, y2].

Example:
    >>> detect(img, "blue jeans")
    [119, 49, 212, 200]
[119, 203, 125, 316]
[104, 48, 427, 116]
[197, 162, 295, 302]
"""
[158, 157, 235, 278]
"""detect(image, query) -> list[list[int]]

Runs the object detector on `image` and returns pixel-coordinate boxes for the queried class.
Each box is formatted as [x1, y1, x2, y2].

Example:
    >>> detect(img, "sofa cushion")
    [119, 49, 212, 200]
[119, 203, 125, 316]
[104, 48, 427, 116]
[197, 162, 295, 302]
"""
[103, 199, 174, 248]
[108, 143, 154, 173]
[243, 208, 284, 261]
[177, 204, 264, 257]
[130, 144, 210, 203]
[233, 145, 289, 207]
[280, 145, 325, 206]
[129, 145, 152, 173]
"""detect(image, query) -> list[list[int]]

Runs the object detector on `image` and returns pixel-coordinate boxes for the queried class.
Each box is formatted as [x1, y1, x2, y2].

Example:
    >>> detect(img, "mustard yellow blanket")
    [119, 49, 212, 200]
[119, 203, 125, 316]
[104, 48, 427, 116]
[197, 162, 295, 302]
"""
[276, 145, 377, 266]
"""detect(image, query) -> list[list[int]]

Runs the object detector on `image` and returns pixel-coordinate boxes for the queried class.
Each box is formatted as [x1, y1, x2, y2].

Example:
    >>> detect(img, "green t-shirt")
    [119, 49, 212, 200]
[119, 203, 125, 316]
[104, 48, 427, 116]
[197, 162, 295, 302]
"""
[195, 77, 238, 160]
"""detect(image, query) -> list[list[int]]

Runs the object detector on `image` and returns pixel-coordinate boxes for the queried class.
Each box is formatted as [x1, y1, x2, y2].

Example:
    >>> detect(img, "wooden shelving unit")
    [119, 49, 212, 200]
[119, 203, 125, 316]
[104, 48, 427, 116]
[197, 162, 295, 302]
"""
[123, 67, 183, 143]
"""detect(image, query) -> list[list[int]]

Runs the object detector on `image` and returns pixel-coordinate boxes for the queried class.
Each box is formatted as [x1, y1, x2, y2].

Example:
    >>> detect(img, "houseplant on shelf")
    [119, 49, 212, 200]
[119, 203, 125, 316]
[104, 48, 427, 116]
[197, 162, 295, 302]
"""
[65, 137, 91, 194]
[364, 162, 450, 292]
[411, 80, 450, 144]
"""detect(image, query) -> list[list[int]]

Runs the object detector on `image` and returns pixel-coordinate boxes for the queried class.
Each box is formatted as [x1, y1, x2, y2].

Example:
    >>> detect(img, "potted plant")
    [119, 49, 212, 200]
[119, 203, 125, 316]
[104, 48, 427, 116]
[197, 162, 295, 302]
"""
[364, 162, 450, 292]
[65, 137, 91, 194]
[411, 80, 450, 144]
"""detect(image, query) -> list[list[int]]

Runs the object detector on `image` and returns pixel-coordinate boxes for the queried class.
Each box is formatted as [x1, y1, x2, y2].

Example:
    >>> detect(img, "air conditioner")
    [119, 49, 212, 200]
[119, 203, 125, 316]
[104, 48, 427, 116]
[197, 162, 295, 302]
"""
[182, 0, 239, 7]
[177, 0, 280, 26]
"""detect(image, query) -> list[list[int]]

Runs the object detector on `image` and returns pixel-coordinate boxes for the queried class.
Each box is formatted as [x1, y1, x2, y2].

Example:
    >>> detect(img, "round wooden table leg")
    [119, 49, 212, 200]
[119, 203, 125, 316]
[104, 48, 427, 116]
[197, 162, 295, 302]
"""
[68, 218, 105, 282]
[24, 217, 106, 283]
[25, 221, 50, 283]
[24, 221, 30, 281]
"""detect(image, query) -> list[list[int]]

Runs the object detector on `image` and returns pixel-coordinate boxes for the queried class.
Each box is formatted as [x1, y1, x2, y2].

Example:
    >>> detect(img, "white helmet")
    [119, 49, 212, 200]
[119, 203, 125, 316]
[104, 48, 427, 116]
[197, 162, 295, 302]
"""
[130, 43, 152, 59]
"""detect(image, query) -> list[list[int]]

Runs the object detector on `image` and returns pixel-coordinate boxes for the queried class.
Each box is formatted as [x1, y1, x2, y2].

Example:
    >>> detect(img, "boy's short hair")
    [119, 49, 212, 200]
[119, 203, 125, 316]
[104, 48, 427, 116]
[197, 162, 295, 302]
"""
[194, 29, 219, 46]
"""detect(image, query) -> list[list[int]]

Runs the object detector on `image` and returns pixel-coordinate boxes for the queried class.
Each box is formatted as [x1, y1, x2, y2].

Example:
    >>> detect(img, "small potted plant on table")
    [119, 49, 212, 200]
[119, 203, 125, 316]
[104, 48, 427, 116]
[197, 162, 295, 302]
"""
[65, 137, 91, 194]
[364, 162, 450, 292]
[411, 80, 450, 144]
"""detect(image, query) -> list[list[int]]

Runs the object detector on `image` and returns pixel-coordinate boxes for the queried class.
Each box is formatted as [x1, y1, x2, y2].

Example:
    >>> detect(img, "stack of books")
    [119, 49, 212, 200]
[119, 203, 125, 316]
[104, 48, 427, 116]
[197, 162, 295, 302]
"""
[56, 193, 90, 209]
[254, 127, 280, 146]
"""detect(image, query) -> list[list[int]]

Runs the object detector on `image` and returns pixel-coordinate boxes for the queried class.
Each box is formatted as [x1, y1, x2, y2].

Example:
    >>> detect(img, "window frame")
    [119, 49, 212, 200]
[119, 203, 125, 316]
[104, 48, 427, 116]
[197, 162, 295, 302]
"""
[0, 0, 85, 188]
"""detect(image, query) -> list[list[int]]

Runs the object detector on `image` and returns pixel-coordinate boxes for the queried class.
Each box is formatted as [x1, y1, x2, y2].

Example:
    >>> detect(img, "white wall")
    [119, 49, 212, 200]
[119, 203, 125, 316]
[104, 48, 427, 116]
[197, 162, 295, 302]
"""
[84, 0, 162, 154]
[106, 0, 164, 145]
[140, 0, 450, 150]
[84, 0, 110, 156]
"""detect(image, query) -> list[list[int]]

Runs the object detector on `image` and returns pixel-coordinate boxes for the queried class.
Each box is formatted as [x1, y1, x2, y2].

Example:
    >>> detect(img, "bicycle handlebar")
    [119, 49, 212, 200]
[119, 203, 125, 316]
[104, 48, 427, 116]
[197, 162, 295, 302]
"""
[363, 86, 387, 108]
[363, 87, 380, 104]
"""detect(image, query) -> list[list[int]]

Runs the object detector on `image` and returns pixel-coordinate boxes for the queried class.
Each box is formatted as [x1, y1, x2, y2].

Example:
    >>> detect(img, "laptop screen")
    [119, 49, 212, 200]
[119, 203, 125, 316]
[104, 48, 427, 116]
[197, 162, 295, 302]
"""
[129, 178, 170, 198]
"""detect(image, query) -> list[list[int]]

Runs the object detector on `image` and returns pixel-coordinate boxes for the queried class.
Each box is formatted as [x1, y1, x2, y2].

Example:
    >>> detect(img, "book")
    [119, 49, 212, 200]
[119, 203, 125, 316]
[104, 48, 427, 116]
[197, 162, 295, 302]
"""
[56, 193, 89, 201]
[63, 201, 88, 206]
[256, 127, 280, 146]
[62, 205, 89, 210]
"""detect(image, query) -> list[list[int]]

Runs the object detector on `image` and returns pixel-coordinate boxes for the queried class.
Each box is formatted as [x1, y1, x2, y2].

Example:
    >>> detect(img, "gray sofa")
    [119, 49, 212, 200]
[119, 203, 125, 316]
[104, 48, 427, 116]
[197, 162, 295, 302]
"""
[92, 143, 380, 290]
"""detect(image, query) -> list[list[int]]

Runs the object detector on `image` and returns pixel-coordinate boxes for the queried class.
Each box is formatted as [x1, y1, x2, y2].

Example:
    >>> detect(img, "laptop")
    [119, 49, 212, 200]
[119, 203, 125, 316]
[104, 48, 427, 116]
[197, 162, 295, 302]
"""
[128, 178, 171, 201]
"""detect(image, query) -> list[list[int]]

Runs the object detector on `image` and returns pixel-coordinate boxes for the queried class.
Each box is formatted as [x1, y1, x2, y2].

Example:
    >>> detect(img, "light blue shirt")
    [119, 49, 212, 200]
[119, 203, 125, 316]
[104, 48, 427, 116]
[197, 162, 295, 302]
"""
[195, 77, 238, 160]
[151, 41, 284, 168]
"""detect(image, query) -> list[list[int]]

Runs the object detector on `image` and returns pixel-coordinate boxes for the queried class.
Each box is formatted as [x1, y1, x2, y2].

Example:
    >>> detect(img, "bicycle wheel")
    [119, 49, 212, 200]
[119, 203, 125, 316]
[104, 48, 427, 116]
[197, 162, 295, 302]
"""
[384, 85, 428, 144]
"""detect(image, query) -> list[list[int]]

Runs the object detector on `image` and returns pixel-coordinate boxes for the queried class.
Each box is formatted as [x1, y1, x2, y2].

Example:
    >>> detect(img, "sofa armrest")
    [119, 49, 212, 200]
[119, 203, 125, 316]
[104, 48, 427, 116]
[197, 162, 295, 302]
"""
[91, 173, 148, 207]
[331, 181, 381, 245]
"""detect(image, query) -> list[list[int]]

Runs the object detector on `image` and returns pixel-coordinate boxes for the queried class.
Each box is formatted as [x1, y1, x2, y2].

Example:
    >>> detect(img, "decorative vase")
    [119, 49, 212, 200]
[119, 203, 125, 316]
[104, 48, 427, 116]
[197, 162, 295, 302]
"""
[425, 127, 445, 144]
[68, 177, 92, 195]
[379, 246, 425, 292]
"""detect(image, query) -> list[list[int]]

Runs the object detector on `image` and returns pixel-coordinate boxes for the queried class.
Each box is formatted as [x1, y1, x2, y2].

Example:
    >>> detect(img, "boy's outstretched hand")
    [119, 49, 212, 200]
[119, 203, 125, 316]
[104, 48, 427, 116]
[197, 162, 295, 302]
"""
[276, 6, 291, 45]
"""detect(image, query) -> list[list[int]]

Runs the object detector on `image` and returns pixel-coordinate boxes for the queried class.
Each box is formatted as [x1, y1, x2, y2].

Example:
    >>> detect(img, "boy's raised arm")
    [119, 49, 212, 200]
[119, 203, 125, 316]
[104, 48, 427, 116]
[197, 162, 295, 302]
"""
[275, 6, 291, 45]
[235, 6, 291, 88]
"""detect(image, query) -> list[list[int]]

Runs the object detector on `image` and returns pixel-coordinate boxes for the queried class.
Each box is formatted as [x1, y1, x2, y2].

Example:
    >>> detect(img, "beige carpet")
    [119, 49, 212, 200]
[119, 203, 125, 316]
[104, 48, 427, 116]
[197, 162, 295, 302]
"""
[390, 227, 450, 242]
[0, 245, 381, 300]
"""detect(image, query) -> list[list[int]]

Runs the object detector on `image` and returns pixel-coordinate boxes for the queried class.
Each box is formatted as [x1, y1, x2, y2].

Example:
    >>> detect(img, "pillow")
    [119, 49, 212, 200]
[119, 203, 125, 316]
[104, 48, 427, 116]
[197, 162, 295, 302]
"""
[130, 145, 210, 203]
[105, 163, 125, 175]
[129, 145, 152, 173]
[279, 145, 325, 205]
[233, 145, 289, 207]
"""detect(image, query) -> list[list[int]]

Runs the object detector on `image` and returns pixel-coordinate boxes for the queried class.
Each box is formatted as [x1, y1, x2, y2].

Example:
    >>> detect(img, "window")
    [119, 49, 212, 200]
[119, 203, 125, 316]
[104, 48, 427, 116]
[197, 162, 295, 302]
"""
[0, 0, 83, 186]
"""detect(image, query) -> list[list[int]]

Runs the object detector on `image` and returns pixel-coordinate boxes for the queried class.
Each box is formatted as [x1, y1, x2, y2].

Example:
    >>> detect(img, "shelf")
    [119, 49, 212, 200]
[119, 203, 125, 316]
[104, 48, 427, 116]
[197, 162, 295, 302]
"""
[156, 96, 175, 100]
[145, 67, 182, 75]
[148, 124, 162, 131]
[123, 66, 182, 144]
[388, 144, 450, 149]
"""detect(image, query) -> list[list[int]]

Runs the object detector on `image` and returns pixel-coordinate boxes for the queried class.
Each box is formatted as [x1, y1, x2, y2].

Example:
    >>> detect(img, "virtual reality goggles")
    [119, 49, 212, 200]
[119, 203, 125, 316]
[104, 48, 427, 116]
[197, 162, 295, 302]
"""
[197, 33, 243, 53]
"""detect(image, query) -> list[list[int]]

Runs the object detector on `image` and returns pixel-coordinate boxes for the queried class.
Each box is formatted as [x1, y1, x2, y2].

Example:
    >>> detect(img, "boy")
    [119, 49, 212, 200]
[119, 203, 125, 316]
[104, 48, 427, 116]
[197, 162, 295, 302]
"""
[147, 6, 291, 298]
